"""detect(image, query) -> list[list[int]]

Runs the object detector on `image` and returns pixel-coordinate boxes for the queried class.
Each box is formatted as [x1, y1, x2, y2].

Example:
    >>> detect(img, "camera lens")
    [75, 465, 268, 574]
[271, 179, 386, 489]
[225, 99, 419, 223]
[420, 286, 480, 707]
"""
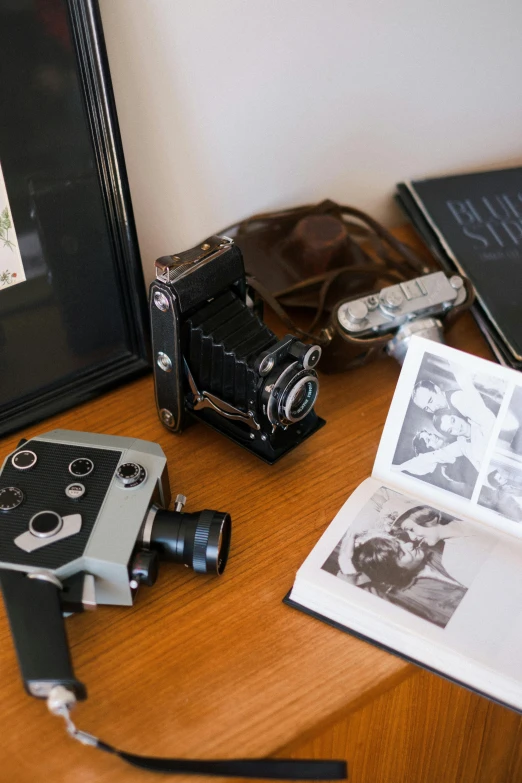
[263, 362, 320, 429]
[147, 509, 231, 575]
[279, 372, 319, 424]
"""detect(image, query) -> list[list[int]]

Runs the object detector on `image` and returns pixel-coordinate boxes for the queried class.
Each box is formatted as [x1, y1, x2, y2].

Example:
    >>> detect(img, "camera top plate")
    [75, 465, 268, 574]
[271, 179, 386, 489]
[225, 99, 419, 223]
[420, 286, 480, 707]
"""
[154, 236, 234, 286]
[336, 271, 467, 337]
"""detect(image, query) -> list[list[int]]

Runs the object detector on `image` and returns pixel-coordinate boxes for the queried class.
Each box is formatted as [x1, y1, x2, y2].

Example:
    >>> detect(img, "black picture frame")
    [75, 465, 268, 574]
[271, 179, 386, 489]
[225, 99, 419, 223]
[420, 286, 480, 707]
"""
[0, 0, 150, 437]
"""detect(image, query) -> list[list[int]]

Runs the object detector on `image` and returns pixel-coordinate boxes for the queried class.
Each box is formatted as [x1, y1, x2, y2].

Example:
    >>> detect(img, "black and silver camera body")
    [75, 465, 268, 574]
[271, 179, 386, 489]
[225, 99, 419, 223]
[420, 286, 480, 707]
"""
[319, 271, 473, 371]
[150, 236, 325, 463]
[0, 430, 231, 704]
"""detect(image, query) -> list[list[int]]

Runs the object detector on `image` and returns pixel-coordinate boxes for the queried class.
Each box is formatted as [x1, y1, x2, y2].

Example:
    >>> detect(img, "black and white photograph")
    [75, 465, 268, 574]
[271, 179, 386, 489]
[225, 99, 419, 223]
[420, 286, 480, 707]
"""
[495, 386, 522, 459]
[476, 387, 522, 523]
[389, 352, 505, 499]
[478, 458, 522, 524]
[321, 487, 494, 628]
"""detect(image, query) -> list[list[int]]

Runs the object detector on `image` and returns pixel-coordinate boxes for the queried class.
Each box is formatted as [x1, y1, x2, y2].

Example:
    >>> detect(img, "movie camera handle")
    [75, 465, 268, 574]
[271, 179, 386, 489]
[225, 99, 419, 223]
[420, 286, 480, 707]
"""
[0, 568, 87, 701]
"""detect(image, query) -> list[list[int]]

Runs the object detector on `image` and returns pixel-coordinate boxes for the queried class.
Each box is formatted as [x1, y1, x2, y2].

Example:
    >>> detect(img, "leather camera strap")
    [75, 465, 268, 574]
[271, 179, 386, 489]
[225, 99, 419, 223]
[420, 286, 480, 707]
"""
[246, 274, 332, 344]
[224, 199, 432, 349]
[247, 267, 404, 345]
[233, 201, 427, 271]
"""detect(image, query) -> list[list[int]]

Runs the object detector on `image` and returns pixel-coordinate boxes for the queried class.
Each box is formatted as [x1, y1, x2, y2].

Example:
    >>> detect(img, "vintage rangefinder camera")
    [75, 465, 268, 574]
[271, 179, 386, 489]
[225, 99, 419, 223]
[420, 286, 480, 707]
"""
[0, 430, 231, 704]
[150, 236, 325, 463]
[319, 271, 473, 371]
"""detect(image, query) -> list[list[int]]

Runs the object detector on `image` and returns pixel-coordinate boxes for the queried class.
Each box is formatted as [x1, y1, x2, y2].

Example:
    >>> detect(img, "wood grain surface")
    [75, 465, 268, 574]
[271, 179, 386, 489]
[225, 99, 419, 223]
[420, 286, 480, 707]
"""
[292, 669, 522, 783]
[0, 230, 519, 782]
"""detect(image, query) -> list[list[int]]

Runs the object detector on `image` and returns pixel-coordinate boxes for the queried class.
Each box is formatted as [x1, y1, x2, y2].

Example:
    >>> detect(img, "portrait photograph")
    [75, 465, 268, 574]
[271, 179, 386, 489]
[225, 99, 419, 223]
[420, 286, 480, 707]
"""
[495, 385, 522, 460]
[478, 456, 522, 524]
[390, 351, 505, 499]
[322, 487, 495, 628]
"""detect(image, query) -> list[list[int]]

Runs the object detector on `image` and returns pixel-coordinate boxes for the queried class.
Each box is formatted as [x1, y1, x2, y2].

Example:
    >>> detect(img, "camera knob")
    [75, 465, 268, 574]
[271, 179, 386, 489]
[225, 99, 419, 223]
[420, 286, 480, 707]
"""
[29, 511, 63, 538]
[130, 549, 159, 587]
[11, 450, 37, 470]
[0, 486, 24, 511]
[288, 341, 323, 369]
[450, 275, 464, 290]
[345, 300, 368, 324]
[69, 458, 94, 478]
[174, 494, 187, 512]
[380, 288, 404, 310]
[116, 462, 147, 487]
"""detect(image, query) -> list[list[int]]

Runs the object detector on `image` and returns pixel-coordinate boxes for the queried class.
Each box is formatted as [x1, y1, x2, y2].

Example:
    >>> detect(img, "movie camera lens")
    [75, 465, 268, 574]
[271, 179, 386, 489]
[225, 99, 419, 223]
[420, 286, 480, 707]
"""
[148, 509, 231, 575]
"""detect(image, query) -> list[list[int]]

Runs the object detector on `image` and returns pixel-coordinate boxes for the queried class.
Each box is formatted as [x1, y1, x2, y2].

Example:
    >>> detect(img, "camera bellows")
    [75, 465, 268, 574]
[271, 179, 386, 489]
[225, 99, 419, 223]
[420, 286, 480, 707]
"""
[186, 290, 276, 410]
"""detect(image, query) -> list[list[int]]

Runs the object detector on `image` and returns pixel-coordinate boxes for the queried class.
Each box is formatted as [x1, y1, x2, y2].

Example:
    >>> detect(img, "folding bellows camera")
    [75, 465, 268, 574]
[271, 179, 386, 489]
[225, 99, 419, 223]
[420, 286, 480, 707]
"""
[150, 236, 325, 463]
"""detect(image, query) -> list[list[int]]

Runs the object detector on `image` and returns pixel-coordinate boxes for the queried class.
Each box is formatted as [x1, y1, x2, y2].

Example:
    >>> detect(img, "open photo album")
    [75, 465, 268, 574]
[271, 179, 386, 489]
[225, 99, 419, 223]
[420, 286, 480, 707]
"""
[286, 336, 522, 711]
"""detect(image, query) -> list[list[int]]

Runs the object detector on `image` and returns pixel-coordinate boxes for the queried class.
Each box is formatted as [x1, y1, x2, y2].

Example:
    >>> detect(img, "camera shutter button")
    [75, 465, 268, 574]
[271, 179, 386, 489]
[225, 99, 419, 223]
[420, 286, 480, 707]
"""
[29, 511, 63, 538]
[380, 289, 404, 310]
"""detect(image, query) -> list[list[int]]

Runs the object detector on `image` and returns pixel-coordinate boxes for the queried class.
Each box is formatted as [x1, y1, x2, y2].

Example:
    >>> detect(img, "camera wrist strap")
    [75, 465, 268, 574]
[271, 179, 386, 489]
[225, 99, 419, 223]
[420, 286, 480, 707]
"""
[52, 702, 347, 780]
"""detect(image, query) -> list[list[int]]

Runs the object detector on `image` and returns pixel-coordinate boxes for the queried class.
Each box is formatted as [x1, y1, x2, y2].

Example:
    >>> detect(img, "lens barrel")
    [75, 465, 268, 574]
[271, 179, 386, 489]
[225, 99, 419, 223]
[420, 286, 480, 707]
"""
[262, 361, 320, 428]
[148, 509, 231, 575]
[279, 371, 319, 423]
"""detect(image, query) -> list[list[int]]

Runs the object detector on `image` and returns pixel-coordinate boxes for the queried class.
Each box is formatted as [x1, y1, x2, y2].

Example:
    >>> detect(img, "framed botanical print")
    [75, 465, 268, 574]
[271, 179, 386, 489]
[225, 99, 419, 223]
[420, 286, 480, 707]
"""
[0, 0, 149, 437]
[0, 163, 27, 289]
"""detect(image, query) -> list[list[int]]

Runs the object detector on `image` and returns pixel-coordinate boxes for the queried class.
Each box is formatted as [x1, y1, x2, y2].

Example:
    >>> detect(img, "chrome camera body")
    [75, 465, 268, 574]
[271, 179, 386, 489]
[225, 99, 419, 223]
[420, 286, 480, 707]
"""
[320, 271, 472, 370]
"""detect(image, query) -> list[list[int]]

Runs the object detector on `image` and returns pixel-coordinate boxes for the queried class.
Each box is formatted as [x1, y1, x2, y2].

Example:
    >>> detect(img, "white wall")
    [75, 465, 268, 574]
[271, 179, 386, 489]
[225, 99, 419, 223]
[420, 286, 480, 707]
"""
[98, 0, 522, 285]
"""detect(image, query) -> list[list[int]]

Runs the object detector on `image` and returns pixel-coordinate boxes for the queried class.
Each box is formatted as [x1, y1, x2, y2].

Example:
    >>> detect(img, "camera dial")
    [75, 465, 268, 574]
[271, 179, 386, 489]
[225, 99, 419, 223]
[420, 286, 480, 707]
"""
[116, 462, 147, 488]
[11, 450, 37, 470]
[0, 486, 24, 511]
[288, 342, 322, 370]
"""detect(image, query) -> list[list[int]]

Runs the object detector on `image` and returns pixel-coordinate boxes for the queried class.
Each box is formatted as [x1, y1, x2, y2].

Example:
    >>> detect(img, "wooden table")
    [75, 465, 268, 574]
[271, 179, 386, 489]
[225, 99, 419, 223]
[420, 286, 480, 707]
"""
[1, 244, 521, 782]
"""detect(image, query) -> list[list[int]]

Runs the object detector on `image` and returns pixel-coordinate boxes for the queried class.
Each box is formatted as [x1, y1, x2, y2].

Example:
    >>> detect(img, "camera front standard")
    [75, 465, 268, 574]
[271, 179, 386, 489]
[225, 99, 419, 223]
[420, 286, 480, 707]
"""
[150, 236, 325, 463]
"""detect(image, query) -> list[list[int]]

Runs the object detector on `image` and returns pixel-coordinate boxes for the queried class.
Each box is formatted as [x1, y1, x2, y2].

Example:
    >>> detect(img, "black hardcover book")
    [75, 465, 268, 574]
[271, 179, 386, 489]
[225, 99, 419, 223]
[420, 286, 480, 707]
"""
[395, 187, 519, 369]
[396, 167, 522, 367]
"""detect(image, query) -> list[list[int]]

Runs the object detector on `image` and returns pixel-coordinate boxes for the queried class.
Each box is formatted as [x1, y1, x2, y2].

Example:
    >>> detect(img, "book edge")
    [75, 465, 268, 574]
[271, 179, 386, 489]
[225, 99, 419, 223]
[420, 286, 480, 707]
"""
[283, 591, 522, 716]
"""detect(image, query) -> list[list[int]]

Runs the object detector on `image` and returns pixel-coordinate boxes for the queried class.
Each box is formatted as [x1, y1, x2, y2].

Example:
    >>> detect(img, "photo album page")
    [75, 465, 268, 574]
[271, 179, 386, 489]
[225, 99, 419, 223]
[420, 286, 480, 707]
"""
[373, 336, 522, 536]
[288, 337, 522, 711]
